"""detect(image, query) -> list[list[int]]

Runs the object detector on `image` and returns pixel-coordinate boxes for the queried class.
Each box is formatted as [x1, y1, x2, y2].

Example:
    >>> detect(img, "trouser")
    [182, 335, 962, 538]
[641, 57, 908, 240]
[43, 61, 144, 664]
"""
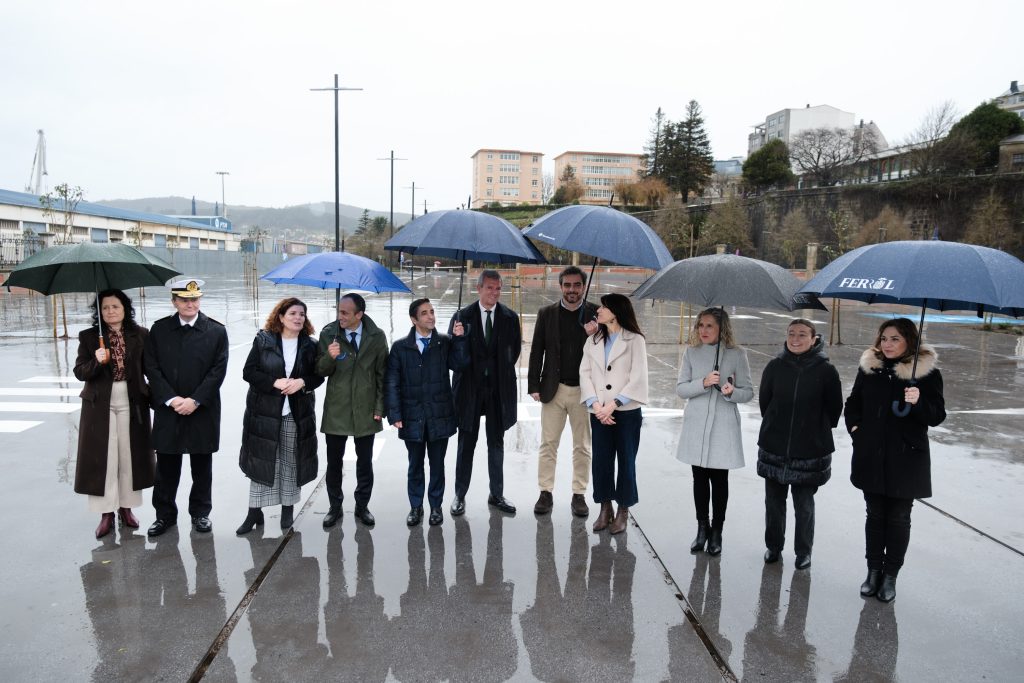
[764, 478, 819, 557]
[88, 381, 141, 513]
[864, 492, 914, 575]
[325, 433, 375, 509]
[537, 383, 591, 494]
[454, 388, 506, 498]
[589, 408, 642, 507]
[692, 465, 729, 526]
[406, 438, 447, 509]
[152, 452, 213, 521]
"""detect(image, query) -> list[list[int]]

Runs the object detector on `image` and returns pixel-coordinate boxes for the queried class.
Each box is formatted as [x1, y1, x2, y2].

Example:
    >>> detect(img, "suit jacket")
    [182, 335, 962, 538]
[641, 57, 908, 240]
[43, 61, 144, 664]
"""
[579, 329, 649, 411]
[528, 300, 599, 403]
[449, 300, 521, 432]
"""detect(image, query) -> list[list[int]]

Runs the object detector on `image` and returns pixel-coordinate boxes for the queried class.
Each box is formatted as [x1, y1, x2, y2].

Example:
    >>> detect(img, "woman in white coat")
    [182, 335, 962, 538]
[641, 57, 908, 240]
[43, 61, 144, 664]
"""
[675, 307, 753, 555]
[580, 293, 649, 535]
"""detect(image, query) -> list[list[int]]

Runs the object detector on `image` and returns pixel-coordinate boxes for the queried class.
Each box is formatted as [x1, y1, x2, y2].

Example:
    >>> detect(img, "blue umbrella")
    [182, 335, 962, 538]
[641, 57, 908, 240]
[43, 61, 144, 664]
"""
[260, 251, 411, 294]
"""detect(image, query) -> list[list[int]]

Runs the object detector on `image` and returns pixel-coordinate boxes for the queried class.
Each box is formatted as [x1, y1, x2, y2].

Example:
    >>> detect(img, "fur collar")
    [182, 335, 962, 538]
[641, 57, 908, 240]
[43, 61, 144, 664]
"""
[859, 344, 938, 380]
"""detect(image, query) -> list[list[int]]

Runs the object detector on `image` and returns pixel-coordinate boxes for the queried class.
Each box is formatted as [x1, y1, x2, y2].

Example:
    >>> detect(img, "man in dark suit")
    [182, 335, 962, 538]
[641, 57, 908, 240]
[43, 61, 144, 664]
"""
[449, 270, 520, 515]
[144, 278, 229, 536]
[527, 266, 598, 517]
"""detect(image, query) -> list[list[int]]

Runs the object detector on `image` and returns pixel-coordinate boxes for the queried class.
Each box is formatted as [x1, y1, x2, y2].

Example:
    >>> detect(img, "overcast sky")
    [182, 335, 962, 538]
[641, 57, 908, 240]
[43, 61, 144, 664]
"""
[2, 1, 1020, 216]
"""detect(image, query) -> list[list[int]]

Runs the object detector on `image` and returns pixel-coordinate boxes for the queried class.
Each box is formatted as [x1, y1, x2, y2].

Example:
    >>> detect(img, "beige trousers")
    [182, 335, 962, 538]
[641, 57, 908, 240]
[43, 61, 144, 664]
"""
[538, 383, 591, 494]
[88, 381, 141, 513]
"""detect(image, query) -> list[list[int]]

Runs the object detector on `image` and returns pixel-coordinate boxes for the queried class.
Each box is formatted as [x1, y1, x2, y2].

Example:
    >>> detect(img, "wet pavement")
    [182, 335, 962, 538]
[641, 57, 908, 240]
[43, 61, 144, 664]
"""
[1, 268, 1022, 681]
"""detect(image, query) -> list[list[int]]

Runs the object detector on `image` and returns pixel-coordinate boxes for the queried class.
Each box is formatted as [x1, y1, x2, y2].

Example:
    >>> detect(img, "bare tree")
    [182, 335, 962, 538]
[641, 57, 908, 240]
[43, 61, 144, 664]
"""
[612, 180, 640, 207]
[541, 172, 555, 204]
[698, 200, 753, 255]
[902, 101, 960, 177]
[776, 208, 815, 268]
[789, 127, 879, 186]
[853, 207, 912, 248]
[39, 183, 84, 244]
[636, 176, 670, 209]
[963, 190, 1018, 251]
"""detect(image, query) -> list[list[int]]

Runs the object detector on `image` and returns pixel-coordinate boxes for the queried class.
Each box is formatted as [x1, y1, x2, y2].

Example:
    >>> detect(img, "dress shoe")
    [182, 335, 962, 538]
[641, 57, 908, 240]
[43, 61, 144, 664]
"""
[795, 554, 812, 570]
[593, 502, 614, 532]
[690, 521, 710, 552]
[428, 507, 443, 526]
[488, 495, 516, 514]
[406, 506, 424, 527]
[95, 512, 115, 539]
[533, 491, 553, 515]
[609, 506, 629, 534]
[354, 506, 376, 527]
[280, 505, 294, 530]
[450, 496, 466, 517]
[117, 507, 140, 529]
[147, 518, 176, 537]
[191, 516, 213, 533]
[236, 507, 264, 535]
[860, 569, 883, 597]
[876, 573, 897, 603]
[322, 507, 342, 529]
[571, 494, 590, 518]
[764, 549, 781, 564]
[706, 526, 723, 556]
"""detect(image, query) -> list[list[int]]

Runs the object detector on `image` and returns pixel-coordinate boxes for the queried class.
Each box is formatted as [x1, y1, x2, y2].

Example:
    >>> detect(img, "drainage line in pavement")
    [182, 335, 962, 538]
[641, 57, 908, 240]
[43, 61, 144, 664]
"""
[918, 499, 1024, 559]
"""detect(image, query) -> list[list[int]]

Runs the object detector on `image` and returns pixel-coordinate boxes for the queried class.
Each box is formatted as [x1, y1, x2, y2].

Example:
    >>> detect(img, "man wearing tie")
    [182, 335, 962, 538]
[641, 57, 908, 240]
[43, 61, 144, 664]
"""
[316, 293, 387, 528]
[449, 270, 521, 515]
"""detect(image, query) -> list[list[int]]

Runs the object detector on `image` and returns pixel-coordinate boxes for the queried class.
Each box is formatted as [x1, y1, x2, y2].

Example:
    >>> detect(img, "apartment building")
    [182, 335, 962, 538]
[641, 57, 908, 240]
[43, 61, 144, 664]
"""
[553, 151, 645, 205]
[470, 149, 543, 208]
[993, 80, 1024, 119]
[748, 104, 857, 156]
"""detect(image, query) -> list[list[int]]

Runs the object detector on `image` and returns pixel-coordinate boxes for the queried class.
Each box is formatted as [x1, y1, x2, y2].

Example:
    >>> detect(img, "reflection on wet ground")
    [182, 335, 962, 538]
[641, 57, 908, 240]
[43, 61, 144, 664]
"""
[1, 269, 1022, 681]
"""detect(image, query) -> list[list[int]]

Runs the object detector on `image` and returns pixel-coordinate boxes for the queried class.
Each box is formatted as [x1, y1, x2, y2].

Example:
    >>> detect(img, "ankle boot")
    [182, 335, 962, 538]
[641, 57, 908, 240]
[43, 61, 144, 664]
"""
[95, 512, 115, 539]
[236, 507, 264, 535]
[117, 507, 140, 528]
[281, 505, 294, 530]
[876, 573, 897, 603]
[593, 502, 614, 532]
[690, 520, 710, 552]
[609, 506, 629, 534]
[706, 523, 723, 556]
[860, 569, 883, 597]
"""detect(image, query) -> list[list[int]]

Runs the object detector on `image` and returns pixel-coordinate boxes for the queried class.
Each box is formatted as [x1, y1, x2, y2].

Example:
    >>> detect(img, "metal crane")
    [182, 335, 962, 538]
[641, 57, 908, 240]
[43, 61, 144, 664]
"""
[26, 129, 47, 195]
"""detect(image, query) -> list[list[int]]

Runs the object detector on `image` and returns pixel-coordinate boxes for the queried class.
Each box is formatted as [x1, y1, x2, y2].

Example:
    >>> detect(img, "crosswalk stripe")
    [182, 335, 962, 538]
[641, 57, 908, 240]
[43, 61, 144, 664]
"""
[20, 376, 83, 384]
[0, 388, 83, 397]
[0, 421, 44, 433]
[0, 402, 80, 413]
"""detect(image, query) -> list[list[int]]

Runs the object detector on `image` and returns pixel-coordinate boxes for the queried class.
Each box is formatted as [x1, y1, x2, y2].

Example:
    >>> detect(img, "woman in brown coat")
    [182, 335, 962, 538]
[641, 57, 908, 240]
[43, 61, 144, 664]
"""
[74, 289, 155, 538]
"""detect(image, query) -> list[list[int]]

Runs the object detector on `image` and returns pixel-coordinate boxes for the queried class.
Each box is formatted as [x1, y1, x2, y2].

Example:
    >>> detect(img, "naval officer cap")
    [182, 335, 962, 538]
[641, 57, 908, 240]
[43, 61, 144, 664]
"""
[169, 278, 205, 299]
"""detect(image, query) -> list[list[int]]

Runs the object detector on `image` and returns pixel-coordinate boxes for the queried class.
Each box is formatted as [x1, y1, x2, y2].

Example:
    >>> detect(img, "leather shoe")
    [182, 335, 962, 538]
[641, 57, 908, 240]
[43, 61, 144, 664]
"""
[322, 507, 342, 529]
[876, 573, 897, 603]
[488, 495, 516, 514]
[450, 496, 466, 517]
[764, 549, 781, 564]
[354, 506, 376, 527]
[406, 506, 424, 527]
[533, 491, 553, 515]
[571, 494, 590, 518]
[118, 507, 140, 529]
[95, 512, 115, 539]
[147, 518, 176, 537]
[429, 507, 443, 526]
[795, 554, 812, 570]
[860, 569, 883, 597]
[191, 516, 213, 533]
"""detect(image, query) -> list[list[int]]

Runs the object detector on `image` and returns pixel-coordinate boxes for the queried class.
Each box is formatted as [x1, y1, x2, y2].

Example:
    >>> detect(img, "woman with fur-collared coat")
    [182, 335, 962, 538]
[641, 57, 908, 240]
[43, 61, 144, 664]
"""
[845, 317, 945, 603]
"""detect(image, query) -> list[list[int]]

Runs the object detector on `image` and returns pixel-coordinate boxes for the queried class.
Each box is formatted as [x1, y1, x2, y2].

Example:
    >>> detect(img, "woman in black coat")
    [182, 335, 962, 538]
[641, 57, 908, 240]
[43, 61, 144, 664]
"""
[236, 298, 324, 534]
[845, 317, 945, 603]
[757, 319, 843, 570]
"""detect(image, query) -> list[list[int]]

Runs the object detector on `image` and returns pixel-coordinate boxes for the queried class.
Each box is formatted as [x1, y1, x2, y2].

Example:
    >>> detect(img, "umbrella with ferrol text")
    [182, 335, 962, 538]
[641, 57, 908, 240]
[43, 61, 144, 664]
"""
[798, 240, 1024, 414]
[260, 251, 411, 294]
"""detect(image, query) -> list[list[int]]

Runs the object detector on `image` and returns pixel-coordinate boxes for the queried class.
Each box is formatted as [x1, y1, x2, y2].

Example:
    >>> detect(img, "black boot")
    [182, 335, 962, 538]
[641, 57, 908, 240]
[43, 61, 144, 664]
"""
[281, 505, 294, 530]
[876, 573, 897, 603]
[236, 508, 264, 535]
[860, 569, 883, 597]
[706, 523, 723, 556]
[689, 520, 710, 552]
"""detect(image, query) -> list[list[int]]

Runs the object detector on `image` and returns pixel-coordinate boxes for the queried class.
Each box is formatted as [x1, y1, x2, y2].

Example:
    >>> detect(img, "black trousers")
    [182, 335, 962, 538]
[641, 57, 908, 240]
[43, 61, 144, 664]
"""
[864, 492, 914, 575]
[764, 479, 819, 557]
[406, 438, 447, 509]
[692, 465, 729, 527]
[325, 433, 375, 509]
[152, 452, 213, 521]
[454, 387, 506, 499]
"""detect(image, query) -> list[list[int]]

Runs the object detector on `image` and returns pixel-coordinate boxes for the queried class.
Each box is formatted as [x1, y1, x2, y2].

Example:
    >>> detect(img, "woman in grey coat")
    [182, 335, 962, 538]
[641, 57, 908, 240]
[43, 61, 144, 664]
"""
[675, 308, 753, 555]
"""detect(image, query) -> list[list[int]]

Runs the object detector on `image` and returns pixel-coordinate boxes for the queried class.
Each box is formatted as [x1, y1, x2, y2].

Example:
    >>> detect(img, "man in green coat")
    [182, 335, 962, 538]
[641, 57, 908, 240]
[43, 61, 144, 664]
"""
[316, 293, 387, 528]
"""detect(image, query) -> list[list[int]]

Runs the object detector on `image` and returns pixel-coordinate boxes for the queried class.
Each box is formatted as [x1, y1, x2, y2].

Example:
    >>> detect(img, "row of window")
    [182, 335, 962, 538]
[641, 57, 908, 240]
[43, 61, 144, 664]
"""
[499, 164, 519, 172]
[585, 188, 613, 198]
[581, 165, 634, 175]
[584, 177, 615, 186]
[484, 152, 540, 162]
[583, 155, 629, 164]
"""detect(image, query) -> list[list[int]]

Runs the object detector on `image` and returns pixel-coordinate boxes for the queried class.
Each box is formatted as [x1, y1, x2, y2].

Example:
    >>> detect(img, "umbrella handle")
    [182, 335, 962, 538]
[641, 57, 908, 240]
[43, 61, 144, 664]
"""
[98, 336, 110, 365]
[891, 379, 917, 417]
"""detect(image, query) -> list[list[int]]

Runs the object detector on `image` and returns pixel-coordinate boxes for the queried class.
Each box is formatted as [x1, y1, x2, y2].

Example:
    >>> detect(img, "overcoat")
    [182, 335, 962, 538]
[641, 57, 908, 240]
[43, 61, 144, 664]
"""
[527, 301, 598, 403]
[844, 345, 945, 499]
[674, 343, 754, 469]
[144, 311, 229, 455]
[73, 325, 155, 496]
[756, 337, 844, 486]
[579, 329, 649, 411]
[315, 314, 388, 437]
[449, 301, 521, 432]
[239, 331, 324, 487]
[383, 327, 470, 442]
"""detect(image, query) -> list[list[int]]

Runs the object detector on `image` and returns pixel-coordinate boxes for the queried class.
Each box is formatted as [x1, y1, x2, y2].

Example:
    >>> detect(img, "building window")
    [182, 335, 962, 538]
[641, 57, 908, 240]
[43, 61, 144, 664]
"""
[486, 176, 493, 183]
[532, 155, 539, 163]
[486, 189, 493, 197]
[487, 153, 493, 159]
[581, 166, 633, 175]
[486, 165, 492, 172]
[1013, 153, 1024, 164]
[499, 152, 519, 160]
[499, 175, 519, 185]
[583, 155, 625, 164]
[531, 179, 538, 186]
[501, 188, 519, 197]
[532, 168, 538, 175]
[585, 188, 612, 198]
[499, 164, 519, 172]
[531, 192, 538, 199]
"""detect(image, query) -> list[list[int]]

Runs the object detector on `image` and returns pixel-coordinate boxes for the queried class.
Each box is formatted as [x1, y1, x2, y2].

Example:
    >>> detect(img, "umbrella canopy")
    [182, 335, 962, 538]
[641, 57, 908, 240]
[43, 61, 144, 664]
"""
[260, 251, 411, 293]
[6, 241, 180, 295]
[632, 254, 827, 311]
[522, 205, 673, 270]
[384, 209, 545, 264]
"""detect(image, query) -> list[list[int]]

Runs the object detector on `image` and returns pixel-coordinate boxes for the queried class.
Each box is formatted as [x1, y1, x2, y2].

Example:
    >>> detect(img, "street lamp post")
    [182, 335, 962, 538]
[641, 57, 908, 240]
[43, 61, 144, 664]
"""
[311, 75, 363, 249]
[215, 171, 229, 217]
[377, 150, 406, 270]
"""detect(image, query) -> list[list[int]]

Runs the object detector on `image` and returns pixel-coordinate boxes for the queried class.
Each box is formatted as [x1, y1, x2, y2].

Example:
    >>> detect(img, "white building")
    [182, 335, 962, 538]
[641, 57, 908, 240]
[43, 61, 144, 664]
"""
[748, 104, 880, 155]
[993, 80, 1024, 119]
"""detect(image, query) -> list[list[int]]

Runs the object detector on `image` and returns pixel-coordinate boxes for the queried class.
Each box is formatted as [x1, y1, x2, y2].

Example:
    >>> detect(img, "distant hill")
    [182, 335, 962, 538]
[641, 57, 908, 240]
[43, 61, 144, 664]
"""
[98, 196, 412, 239]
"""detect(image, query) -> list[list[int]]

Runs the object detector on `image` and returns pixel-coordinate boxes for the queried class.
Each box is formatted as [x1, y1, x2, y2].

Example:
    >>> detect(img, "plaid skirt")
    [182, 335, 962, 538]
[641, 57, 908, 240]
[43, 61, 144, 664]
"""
[249, 414, 301, 507]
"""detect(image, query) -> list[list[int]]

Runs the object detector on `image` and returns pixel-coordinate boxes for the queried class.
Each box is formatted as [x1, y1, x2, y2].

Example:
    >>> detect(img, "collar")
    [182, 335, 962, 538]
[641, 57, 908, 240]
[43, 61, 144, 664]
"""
[559, 299, 583, 312]
[479, 302, 496, 315]
[178, 314, 198, 327]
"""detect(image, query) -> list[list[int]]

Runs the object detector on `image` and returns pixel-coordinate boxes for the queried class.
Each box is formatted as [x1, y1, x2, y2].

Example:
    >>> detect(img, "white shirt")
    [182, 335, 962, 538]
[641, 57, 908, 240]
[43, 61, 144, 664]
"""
[478, 302, 496, 335]
[281, 336, 298, 416]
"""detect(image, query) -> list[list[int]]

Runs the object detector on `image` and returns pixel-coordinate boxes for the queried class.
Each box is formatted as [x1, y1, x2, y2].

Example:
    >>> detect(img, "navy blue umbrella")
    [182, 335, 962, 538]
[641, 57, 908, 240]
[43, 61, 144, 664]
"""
[260, 251, 411, 294]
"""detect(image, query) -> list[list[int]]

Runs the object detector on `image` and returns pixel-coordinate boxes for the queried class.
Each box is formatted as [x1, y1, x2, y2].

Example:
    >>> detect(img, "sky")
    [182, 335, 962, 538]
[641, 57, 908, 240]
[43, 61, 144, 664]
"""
[1, 1, 1020, 217]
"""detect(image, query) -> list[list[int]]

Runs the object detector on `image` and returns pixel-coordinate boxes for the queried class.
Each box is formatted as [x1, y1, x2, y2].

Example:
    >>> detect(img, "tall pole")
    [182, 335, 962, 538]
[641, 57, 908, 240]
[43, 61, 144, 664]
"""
[215, 171, 229, 217]
[377, 150, 406, 270]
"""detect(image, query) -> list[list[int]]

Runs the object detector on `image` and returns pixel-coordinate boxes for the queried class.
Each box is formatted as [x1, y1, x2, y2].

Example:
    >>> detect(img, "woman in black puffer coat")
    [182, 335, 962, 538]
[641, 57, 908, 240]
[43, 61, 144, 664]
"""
[757, 319, 843, 570]
[237, 298, 324, 534]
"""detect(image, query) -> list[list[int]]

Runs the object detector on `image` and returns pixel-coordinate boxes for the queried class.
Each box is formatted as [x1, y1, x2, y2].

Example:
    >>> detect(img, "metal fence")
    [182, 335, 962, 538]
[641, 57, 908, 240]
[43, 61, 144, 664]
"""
[0, 235, 45, 269]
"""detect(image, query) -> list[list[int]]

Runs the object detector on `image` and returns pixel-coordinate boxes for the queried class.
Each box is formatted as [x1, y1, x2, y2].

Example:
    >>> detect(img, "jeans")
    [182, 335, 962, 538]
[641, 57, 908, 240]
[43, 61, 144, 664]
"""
[764, 478, 819, 557]
[692, 465, 729, 527]
[325, 433, 375, 509]
[864, 492, 914, 575]
[406, 439, 447, 509]
[590, 408, 642, 507]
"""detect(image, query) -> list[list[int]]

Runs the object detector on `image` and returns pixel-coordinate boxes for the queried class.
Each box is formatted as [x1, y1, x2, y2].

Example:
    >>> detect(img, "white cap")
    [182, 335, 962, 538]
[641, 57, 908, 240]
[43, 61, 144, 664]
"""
[168, 278, 205, 299]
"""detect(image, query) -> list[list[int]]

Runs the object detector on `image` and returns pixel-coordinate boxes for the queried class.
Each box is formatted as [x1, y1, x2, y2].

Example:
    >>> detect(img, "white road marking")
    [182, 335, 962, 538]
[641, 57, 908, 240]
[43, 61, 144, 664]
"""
[949, 408, 1024, 416]
[20, 376, 83, 384]
[0, 421, 44, 433]
[0, 388, 82, 397]
[0, 402, 80, 413]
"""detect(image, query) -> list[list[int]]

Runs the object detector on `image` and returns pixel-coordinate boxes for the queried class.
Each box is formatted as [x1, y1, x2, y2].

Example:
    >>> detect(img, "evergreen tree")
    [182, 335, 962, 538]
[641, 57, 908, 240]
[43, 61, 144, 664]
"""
[947, 102, 1024, 172]
[662, 100, 714, 202]
[643, 107, 667, 177]
[742, 139, 794, 192]
[355, 209, 371, 235]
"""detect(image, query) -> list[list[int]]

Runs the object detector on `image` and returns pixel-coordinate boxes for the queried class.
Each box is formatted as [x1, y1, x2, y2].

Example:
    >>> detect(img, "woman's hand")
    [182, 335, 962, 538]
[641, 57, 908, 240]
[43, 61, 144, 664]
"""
[721, 378, 734, 397]
[904, 386, 920, 405]
[275, 378, 305, 395]
[703, 371, 720, 389]
[94, 348, 110, 364]
[593, 401, 617, 424]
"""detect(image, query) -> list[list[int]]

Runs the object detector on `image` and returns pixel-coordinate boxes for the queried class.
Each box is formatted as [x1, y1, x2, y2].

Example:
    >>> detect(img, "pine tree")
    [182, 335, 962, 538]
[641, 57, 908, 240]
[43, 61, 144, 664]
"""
[643, 107, 666, 177]
[356, 209, 371, 236]
[662, 100, 714, 203]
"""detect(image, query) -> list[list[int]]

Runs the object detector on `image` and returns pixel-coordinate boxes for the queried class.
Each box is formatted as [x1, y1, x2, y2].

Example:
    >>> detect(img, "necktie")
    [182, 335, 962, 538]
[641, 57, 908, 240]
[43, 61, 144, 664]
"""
[349, 331, 358, 351]
[419, 337, 429, 353]
[485, 309, 493, 345]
